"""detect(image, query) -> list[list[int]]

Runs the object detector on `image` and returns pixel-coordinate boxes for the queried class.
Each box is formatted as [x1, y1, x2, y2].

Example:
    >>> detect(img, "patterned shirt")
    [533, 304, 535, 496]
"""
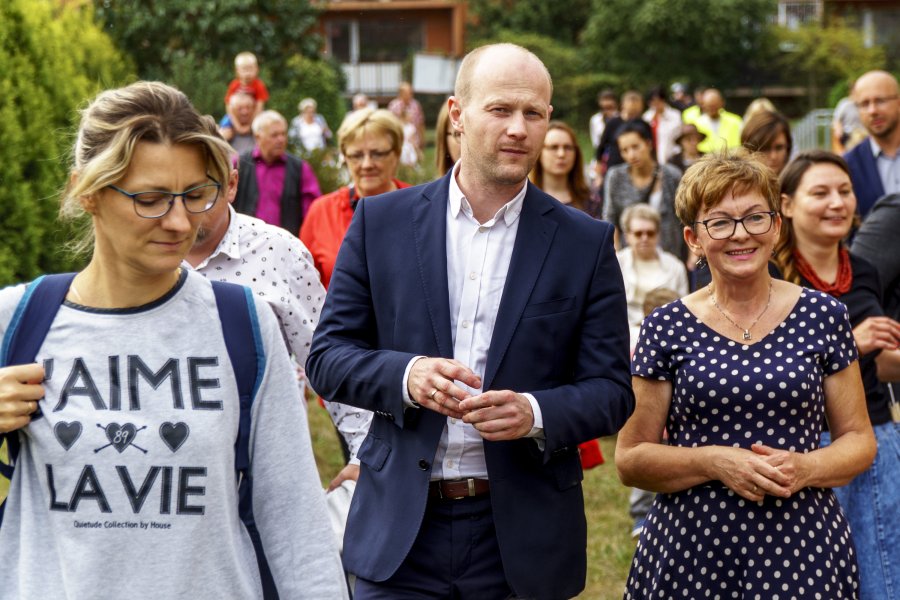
[186, 207, 370, 461]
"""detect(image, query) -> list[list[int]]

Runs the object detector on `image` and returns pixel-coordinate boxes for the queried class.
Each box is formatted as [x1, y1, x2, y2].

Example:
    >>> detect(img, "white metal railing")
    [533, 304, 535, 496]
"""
[793, 108, 834, 152]
[341, 62, 403, 96]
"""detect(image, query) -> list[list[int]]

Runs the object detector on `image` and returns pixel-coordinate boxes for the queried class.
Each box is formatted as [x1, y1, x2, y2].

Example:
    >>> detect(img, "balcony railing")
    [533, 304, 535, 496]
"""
[341, 62, 403, 96]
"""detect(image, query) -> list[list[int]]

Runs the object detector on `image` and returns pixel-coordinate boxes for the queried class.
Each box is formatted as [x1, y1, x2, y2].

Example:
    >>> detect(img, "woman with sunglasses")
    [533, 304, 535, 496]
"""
[617, 150, 875, 598]
[0, 82, 346, 599]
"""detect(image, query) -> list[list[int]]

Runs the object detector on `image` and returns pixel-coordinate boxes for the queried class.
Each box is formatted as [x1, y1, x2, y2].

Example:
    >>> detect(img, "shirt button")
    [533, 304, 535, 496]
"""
[469, 272, 477, 280]
[450, 418, 457, 424]
[447, 460, 454, 468]
[462, 320, 470, 328]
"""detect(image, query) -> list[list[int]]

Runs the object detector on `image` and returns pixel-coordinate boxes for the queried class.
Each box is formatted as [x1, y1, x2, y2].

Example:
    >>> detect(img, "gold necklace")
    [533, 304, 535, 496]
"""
[708, 280, 773, 341]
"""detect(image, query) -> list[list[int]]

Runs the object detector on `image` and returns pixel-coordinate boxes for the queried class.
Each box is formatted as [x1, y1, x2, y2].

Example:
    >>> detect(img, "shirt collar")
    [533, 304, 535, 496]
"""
[448, 161, 527, 227]
[869, 136, 882, 158]
[252, 146, 286, 165]
[188, 206, 242, 270]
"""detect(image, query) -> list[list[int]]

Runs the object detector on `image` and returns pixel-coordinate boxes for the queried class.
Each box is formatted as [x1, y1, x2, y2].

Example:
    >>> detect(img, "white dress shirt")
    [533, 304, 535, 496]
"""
[870, 137, 900, 197]
[403, 164, 544, 480]
[186, 206, 371, 462]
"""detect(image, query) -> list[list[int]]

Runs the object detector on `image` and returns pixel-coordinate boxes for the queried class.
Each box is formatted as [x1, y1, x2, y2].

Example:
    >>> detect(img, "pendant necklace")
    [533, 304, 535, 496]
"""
[708, 280, 773, 341]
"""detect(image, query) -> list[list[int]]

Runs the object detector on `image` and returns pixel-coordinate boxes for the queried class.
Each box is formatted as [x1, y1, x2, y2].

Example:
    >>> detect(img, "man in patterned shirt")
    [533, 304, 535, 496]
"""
[185, 174, 371, 486]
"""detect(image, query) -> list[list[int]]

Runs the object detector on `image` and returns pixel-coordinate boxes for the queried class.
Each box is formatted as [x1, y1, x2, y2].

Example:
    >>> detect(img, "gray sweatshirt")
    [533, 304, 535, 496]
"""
[0, 272, 347, 599]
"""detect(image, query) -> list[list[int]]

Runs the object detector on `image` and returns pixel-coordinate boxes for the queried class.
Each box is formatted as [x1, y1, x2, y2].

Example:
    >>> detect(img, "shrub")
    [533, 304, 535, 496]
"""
[0, 0, 132, 285]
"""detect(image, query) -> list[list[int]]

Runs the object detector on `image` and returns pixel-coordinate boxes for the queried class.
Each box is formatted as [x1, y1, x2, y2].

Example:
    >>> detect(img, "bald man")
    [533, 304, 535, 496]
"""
[844, 70, 900, 218]
[307, 43, 633, 599]
[686, 88, 743, 153]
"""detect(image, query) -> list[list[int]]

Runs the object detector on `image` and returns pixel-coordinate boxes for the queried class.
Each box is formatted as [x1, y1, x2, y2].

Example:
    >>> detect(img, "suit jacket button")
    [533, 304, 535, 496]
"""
[418, 459, 430, 470]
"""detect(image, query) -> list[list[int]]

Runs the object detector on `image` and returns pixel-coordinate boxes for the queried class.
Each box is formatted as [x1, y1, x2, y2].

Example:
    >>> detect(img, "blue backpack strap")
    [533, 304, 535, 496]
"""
[210, 281, 264, 477]
[0, 273, 76, 522]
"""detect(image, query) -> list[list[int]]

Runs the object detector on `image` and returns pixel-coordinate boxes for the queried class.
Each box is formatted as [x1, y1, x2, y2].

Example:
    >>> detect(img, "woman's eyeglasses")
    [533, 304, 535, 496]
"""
[693, 211, 776, 240]
[108, 178, 221, 219]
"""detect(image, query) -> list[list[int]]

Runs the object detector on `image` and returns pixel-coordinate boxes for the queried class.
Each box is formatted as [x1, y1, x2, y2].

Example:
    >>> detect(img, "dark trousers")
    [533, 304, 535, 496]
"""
[353, 495, 518, 600]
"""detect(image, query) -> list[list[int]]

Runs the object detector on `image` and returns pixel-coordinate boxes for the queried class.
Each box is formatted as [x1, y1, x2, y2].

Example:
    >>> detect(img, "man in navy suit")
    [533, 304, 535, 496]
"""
[307, 43, 634, 599]
[844, 70, 900, 219]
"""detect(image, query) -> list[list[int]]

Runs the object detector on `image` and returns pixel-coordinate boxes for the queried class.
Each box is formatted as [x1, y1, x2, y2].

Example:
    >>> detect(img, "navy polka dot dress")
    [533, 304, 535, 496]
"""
[625, 289, 861, 599]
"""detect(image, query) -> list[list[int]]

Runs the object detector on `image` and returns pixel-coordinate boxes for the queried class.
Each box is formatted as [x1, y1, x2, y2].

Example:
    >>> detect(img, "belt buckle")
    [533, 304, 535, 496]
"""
[466, 478, 476, 497]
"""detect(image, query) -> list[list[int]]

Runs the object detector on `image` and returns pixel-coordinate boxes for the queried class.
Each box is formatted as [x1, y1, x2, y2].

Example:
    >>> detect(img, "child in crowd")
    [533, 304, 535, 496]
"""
[224, 52, 269, 127]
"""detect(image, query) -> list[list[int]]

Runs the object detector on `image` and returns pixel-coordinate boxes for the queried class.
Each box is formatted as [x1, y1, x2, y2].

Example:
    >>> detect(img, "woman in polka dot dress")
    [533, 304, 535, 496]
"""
[616, 151, 877, 599]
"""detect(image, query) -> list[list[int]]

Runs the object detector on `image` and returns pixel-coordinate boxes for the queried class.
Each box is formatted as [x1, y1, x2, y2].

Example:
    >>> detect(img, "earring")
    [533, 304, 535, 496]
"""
[695, 255, 707, 269]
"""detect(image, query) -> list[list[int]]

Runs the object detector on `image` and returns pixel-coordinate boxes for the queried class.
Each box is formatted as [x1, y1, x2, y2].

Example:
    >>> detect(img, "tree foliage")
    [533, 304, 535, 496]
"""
[475, 31, 619, 128]
[776, 20, 885, 106]
[0, 0, 132, 284]
[581, 0, 777, 88]
[93, 0, 344, 122]
[466, 0, 593, 45]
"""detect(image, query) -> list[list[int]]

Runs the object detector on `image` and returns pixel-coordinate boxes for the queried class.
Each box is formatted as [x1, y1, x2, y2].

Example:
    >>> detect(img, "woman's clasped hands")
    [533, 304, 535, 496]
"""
[710, 443, 812, 502]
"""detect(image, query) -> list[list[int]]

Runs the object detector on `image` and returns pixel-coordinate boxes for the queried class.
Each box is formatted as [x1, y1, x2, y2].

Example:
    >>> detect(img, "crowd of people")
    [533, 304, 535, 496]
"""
[0, 43, 898, 600]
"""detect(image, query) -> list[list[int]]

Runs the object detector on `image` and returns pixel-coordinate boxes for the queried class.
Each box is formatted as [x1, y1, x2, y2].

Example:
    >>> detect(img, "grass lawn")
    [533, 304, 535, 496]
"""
[0, 405, 634, 598]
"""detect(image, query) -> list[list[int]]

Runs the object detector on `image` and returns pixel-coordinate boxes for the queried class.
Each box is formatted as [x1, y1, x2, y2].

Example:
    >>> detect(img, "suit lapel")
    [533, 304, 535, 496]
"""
[483, 188, 557, 389]
[411, 175, 454, 358]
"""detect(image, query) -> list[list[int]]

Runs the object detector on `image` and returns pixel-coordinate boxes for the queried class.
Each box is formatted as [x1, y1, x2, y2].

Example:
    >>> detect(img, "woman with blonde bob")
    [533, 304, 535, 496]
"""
[617, 150, 875, 598]
[301, 107, 409, 289]
[0, 81, 346, 599]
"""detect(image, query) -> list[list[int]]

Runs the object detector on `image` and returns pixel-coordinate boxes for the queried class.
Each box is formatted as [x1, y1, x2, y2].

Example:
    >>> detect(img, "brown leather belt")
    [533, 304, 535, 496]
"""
[428, 478, 490, 500]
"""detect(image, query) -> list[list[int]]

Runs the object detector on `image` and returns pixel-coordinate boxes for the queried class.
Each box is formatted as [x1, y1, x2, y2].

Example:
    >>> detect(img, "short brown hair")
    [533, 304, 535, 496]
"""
[675, 149, 780, 227]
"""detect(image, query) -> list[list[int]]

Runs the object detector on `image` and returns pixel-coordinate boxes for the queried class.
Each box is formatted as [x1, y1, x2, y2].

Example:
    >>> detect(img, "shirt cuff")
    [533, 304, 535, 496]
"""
[523, 393, 544, 439]
[402, 356, 428, 408]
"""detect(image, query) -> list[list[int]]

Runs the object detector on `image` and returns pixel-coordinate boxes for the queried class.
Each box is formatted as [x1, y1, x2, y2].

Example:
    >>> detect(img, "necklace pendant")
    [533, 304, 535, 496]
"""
[743, 330, 752, 341]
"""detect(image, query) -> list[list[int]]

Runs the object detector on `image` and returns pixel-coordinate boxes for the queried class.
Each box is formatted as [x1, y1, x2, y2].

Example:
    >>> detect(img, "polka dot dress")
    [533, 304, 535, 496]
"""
[625, 289, 861, 599]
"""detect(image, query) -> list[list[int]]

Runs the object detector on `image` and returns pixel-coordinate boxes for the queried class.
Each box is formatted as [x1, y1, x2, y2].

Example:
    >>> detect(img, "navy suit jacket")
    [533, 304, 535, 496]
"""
[306, 173, 634, 599]
[845, 138, 885, 219]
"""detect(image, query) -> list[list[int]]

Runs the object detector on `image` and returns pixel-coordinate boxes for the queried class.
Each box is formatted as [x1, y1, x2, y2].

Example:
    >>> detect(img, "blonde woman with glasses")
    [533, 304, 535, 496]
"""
[0, 81, 346, 599]
[301, 108, 409, 290]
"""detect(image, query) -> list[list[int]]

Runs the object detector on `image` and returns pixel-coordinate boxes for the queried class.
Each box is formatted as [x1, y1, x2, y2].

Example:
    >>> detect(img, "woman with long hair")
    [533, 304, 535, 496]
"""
[433, 101, 461, 177]
[603, 120, 685, 259]
[741, 110, 792, 176]
[774, 150, 900, 599]
[529, 120, 598, 216]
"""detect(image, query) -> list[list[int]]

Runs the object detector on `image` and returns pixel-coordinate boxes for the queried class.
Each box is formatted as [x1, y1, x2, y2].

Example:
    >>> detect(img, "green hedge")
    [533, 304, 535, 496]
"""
[0, 0, 132, 285]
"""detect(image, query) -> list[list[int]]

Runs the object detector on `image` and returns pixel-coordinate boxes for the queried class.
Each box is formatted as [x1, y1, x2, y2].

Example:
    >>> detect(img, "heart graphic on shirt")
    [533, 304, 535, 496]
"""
[159, 422, 190, 453]
[105, 423, 138, 453]
[53, 421, 82, 451]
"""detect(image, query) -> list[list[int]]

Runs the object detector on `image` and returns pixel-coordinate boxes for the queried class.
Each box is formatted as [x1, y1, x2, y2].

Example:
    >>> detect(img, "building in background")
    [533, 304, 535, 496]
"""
[316, 0, 466, 101]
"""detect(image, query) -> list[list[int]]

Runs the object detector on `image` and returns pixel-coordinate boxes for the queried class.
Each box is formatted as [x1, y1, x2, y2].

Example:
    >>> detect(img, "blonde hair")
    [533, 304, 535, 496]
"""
[337, 108, 403, 157]
[234, 52, 258, 68]
[434, 102, 457, 176]
[620, 203, 661, 233]
[674, 149, 780, 228]
[61, 81, 233, 255]
[251, 110, 287, 135]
